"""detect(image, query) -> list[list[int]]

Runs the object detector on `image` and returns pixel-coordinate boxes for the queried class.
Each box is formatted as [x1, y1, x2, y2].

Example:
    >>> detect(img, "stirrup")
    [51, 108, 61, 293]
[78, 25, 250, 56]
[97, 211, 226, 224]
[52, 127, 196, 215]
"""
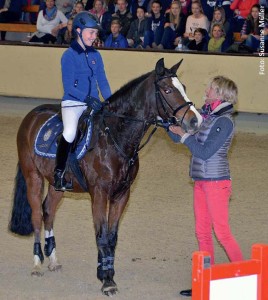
[54, 171, 73, 192]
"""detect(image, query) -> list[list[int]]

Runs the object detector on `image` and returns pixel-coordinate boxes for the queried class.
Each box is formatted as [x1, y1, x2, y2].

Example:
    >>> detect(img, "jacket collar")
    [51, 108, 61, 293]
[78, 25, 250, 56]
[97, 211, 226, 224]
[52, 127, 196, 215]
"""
[70, 40, 97, 54]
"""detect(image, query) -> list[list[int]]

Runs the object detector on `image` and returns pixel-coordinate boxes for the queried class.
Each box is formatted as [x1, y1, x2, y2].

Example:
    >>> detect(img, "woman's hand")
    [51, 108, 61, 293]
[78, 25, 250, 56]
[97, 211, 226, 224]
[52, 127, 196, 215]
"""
[169, 125, 186, 136]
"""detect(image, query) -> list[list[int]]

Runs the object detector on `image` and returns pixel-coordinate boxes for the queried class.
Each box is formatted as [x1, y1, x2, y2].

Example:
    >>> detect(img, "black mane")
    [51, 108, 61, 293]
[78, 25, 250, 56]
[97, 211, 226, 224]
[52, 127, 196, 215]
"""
[106, 71, 153, 109]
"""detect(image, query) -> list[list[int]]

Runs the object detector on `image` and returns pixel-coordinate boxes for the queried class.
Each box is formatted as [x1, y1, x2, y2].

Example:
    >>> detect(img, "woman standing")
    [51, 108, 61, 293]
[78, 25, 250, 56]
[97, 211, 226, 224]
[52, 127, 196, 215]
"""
[54, 12, 111, 191]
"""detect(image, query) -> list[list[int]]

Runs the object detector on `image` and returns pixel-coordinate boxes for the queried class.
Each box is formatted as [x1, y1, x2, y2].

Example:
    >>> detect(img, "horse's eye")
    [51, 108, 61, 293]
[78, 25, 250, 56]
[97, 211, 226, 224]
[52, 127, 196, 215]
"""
[164, 88, 172, 94]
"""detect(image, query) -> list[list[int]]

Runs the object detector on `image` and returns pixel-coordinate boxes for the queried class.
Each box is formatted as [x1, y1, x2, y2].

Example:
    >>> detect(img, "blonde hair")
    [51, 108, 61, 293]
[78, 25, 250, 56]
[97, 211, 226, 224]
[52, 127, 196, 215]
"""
[210, 76, 238, 104]
[169, 1, 182, 30]
[191, 0, 204, 14]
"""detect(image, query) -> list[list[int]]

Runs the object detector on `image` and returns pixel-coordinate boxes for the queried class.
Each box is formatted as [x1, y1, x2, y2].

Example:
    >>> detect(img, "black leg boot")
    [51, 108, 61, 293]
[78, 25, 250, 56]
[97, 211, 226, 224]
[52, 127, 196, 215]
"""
[54, 136, 73, 191]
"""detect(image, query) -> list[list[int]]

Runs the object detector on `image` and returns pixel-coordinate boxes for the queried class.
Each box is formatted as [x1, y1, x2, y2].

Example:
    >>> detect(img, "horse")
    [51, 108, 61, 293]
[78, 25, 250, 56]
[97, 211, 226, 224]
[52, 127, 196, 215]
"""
[9, 58, 202, 296]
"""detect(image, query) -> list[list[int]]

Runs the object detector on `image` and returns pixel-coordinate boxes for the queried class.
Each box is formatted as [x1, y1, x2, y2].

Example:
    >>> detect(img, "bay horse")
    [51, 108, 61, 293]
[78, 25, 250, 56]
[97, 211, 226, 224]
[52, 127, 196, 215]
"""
[9, 58, 202, 296]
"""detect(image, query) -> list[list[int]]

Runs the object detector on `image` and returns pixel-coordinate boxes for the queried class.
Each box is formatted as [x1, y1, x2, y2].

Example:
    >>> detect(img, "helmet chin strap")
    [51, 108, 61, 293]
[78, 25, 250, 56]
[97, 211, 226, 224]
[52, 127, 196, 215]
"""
[77, 29, 87, 50]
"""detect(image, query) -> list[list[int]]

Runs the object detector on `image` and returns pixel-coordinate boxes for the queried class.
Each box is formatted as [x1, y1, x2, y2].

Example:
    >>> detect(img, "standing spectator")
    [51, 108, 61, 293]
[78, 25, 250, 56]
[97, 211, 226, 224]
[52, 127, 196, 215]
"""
[112, 0, 133, 36]
[208, 23, 226, 51]
[104, 18, 128, 47]
[90, 0, 112, 42]
[187, 27, 208, 50]
[143, 0, 164, 48]
[183, 1, 210, 44]
[157, 0, 186, 49]
[0, 0, 25, 41]
[56, 0, 76, 15]
[126, 5, 146, 47]
[29, 0, 68, 44]
[241, 4, 268, 51]
[169, 76, 244, 298]
[230, 0, 259, 32]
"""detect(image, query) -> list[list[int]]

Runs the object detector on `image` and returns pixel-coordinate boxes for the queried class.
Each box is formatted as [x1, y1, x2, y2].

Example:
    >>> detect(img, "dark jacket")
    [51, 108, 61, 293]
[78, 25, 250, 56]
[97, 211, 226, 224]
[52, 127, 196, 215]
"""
[112, 10, 133, 36]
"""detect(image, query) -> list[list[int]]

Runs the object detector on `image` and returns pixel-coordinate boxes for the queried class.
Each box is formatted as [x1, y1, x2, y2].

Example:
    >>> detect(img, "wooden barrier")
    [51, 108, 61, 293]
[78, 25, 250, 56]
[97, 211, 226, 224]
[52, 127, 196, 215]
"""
[0, 5, 39, 33]
[192, 244, 268, 300]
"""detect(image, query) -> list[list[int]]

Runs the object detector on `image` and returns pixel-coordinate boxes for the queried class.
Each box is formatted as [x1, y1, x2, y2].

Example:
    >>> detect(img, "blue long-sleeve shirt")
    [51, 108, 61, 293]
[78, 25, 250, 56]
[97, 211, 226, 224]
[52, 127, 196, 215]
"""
[104, 33, 129, 49]
[61, 40, 111, 102]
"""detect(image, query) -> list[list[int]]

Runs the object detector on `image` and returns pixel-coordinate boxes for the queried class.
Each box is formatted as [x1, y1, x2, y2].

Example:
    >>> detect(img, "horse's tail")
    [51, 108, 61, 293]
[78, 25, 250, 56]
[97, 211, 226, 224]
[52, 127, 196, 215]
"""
[9, 163, 33, 235]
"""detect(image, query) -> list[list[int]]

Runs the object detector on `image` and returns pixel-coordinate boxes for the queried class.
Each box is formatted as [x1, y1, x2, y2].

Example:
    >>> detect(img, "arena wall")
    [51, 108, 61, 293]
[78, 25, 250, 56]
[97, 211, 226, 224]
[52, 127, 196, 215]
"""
[0, 44, 267, 113]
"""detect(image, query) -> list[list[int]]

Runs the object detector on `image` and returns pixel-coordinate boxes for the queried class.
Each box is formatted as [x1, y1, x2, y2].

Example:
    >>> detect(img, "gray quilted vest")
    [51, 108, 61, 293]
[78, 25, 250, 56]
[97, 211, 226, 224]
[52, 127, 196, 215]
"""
[190, 104, 234, 180]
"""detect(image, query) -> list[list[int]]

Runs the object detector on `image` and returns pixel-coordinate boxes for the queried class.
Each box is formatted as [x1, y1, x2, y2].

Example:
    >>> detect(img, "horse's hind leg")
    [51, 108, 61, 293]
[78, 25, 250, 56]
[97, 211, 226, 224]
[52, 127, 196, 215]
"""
[25, 171, 45, 277]
[42, 185, 64, 272]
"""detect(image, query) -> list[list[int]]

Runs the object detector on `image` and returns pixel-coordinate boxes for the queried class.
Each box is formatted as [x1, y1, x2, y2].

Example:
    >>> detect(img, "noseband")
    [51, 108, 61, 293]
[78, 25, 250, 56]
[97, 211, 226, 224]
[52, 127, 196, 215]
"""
[155, 74, 193, 126]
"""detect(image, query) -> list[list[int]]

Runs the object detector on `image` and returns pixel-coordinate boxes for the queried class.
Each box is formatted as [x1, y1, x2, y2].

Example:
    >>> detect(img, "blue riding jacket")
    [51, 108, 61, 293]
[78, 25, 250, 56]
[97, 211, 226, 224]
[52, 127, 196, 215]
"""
[61, 40, 112, 102]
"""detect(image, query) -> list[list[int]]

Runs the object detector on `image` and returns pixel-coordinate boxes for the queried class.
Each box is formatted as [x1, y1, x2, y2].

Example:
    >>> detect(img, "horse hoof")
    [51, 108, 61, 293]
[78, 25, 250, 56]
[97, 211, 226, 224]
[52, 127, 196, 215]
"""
[101, 279, 118, 296]
[48, 263, 62, 272]
[31, 267, 44, 277]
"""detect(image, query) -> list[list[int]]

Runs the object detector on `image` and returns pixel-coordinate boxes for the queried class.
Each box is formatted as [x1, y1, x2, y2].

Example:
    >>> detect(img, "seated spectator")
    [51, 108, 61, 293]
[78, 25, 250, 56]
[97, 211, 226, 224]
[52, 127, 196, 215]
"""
[201, 0, 232, 22]
[143, 0, 165, 48]
[127, 5, 147, 47]
[112, 0, 133, 36]
[0, 0, 24, 41]
[66, 1, 84, 19]
[230, 0, 258, 32]
[90, 0, 112, 42]
[56, 15, 74, 44]
[107, 0, 118, 14]
[208, 23, 226, 52]
[183, 0, 210, 45]
[241, 4, 268, 52]
[56, 0, 76, 16]
[187, 27, 208, 50]
[157, 0, 186, 49]
[29, 0, 68, 44]
[104, 18, 129, 47]
[210, 7, 233, 47]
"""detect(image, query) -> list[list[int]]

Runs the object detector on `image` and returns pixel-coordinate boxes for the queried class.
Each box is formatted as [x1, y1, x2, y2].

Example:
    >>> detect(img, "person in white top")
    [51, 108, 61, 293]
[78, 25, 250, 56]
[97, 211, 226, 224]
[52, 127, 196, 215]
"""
[184, 0, 209, 42]
[29, 0, 68, 44]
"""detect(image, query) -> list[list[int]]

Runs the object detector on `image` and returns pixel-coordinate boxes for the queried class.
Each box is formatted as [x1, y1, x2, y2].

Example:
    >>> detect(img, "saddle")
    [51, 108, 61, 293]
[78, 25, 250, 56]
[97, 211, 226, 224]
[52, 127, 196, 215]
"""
[34, 108, 93, 160]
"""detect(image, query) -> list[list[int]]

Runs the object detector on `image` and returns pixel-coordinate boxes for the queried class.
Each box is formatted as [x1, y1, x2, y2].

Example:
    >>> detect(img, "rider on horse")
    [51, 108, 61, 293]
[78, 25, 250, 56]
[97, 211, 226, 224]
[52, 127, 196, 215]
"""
[54, 11, 112, 191]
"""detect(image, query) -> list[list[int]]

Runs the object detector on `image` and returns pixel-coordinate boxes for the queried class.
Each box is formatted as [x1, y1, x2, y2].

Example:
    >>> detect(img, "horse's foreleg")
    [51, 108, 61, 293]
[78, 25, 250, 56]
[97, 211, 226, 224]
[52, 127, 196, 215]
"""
[42, 185, 64, 272]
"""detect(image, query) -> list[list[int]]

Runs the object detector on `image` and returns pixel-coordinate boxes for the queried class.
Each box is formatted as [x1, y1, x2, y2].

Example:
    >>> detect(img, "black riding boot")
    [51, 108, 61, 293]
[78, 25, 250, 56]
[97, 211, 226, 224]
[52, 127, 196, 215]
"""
[54, 136, 73, 191]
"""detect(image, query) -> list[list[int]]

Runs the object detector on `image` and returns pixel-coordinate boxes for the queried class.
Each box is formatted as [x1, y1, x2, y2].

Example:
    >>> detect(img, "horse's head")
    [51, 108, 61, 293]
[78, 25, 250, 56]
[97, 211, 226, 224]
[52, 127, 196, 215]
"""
[154, 58, 202, 134]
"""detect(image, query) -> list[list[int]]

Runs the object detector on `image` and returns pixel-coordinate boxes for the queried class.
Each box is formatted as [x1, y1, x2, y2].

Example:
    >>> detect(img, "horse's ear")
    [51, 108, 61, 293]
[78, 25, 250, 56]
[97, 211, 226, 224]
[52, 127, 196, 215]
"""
[170, 59, 183, 75]
[155, 58, 165, 77]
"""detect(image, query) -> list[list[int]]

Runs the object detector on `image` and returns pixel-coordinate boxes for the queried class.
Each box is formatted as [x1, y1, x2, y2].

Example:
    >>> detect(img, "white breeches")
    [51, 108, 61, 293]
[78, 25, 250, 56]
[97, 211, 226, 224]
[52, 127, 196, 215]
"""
[61, 100, 87, 143]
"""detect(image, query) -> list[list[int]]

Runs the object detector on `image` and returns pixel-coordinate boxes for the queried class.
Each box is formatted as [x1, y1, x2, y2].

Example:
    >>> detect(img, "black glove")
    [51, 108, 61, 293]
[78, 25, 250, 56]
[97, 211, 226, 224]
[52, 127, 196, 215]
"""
[86, 96, 102, 112]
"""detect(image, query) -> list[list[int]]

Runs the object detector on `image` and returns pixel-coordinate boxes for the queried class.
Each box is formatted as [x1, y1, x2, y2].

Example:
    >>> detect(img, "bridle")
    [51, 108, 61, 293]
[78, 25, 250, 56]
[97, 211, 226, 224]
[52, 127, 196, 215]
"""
[155, 74, 194, 126]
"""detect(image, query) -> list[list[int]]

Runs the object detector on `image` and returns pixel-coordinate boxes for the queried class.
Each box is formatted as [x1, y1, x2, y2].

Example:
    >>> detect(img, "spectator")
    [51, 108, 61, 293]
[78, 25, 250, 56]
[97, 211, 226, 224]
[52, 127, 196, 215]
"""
[90, 0, 112, 41]
[208, 23, 226, 52]
[0, 0, 25, 41]
[29, 0, 68, 44]
[56, 0, 76, 15]
[112, 0, 133, 36]
[179, 0, 191, 17]
[107, 0, 117, 14]
[127, 5, 147, 47]
[187, 27, 208, 50]
[230, 0, 259, 32]
[210, 7, 232, 47]
[157, 0, 186, 49]
[104, 18, 129, 47]
[56, 16, 74, 44]
[183, 1, 210, 44]
[143, 0, 165, 48]
[241, 4, 268, 51]
[130, 0, 150, 16]
[66, 1, 85, 19]
[201, 0, 232, 22]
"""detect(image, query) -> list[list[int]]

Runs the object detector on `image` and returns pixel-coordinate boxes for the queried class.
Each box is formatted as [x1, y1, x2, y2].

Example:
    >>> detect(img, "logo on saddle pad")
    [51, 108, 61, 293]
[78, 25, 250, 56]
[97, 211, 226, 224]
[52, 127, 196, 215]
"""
[34, 114, 92, 160]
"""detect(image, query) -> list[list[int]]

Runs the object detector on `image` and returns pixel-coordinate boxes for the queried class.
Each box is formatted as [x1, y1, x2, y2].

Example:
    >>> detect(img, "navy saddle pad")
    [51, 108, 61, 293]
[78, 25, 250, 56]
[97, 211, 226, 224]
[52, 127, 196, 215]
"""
[34, 113, 92, 160]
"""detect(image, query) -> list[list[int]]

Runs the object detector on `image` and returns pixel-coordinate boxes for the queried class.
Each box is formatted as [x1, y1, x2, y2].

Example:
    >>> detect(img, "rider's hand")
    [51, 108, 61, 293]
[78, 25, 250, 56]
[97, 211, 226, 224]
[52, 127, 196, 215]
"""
[86, 96, 103, 112]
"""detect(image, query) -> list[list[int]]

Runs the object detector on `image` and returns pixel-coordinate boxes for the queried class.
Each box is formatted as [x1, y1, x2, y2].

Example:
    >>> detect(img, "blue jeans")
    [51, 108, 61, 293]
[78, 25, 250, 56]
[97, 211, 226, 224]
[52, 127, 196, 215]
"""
[143, 27, 164, 47]
[160, 27, 177, 49]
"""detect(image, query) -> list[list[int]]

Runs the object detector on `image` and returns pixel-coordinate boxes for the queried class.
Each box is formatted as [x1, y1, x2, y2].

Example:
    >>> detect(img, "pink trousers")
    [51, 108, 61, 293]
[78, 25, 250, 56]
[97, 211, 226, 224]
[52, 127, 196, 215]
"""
[194, 180, 243, 264]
